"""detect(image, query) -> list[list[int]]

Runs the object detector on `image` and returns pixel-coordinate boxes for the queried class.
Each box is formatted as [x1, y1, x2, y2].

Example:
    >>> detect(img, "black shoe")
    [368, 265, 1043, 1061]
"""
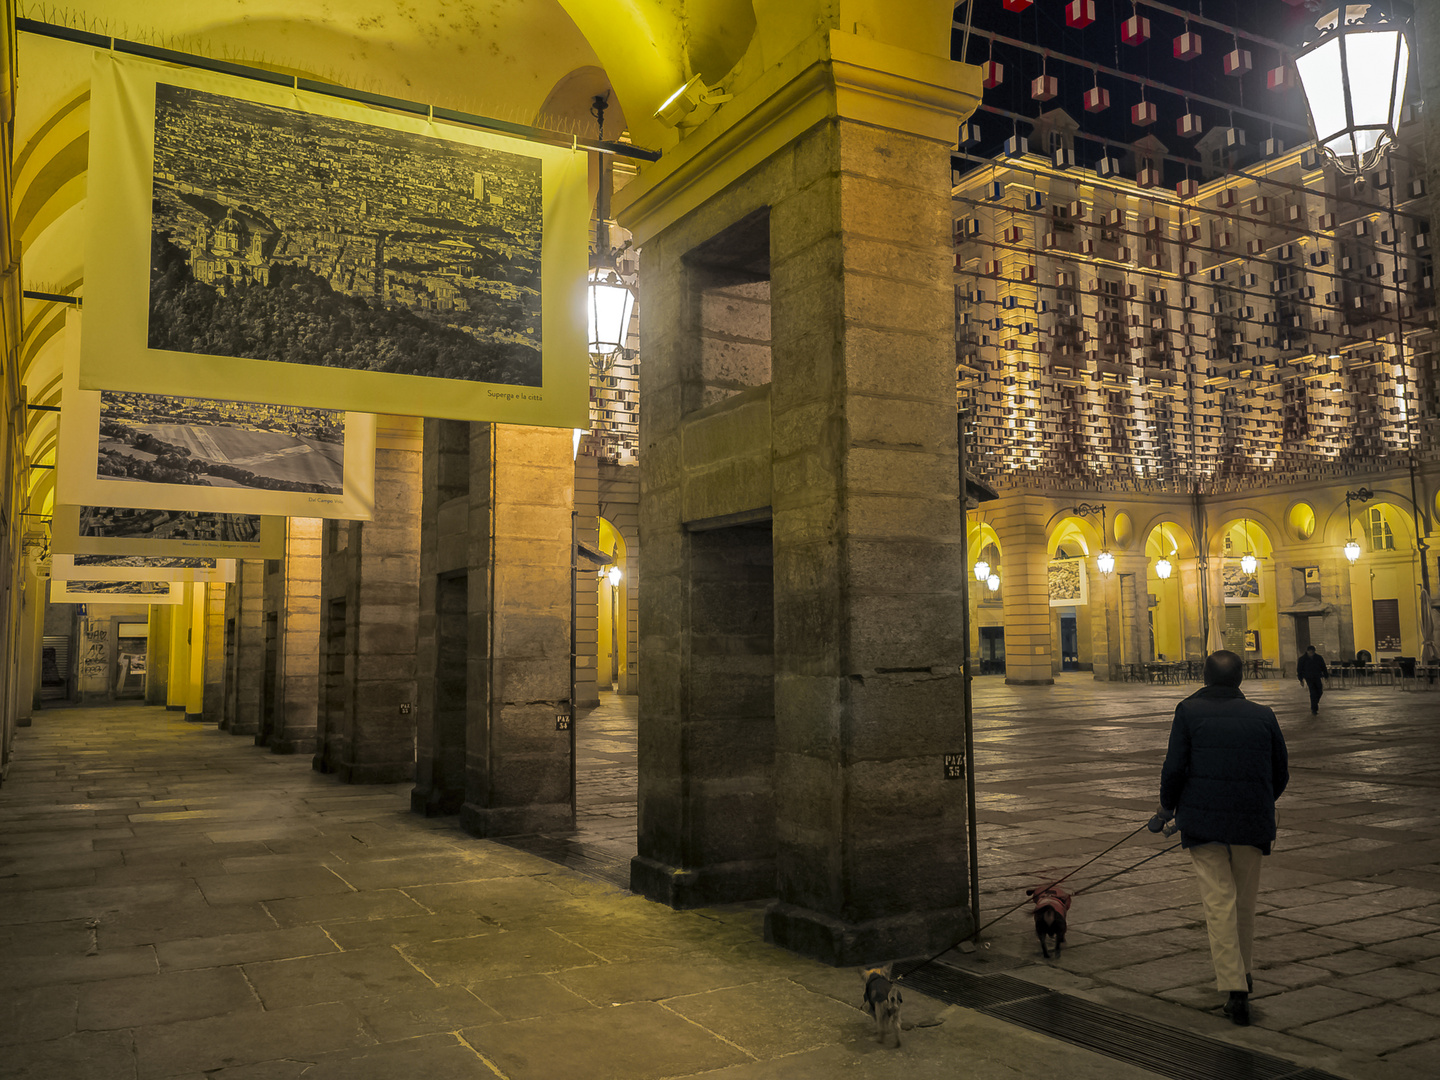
[1311, 709, 1318, 715]
[1224, 992, 1250, 1027]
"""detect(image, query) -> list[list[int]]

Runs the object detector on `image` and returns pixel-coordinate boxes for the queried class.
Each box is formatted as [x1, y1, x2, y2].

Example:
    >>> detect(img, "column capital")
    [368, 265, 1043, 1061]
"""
[616, 30, 980, 245]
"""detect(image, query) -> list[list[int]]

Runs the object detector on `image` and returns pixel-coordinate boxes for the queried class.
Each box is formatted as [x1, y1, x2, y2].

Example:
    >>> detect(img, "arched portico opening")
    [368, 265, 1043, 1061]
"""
[1144, 521, 1196, 663]
[1214, 517, 1278, 666]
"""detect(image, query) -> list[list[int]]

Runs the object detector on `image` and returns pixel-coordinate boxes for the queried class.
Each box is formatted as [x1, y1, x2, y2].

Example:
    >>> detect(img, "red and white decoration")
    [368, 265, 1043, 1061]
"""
[1122, 15, 1151, 46]
[1223, 48, 1252, 77]
[1132, 100, 1157, 126]
[1065, 0, 1096, 29]
[1174, 31, 1202, 61]
[1084, 86, 1110, 113]
[983, 61, 1004, 88]
[1032, 74, 1058, 101]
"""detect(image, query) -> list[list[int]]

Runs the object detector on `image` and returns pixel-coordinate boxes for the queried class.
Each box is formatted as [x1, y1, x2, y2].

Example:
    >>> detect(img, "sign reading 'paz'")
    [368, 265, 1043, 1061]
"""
[82, 53, 590, 427]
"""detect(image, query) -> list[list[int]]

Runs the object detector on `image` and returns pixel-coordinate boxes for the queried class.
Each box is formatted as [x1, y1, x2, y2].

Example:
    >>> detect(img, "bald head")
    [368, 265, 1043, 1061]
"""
[1204, 650, 1244, 688]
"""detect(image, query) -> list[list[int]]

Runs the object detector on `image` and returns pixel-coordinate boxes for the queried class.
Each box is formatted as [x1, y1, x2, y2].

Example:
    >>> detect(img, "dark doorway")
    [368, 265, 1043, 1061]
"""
[1060, 615, 1079, 670]
[1293, 615, 1311, 652]
[979, 626, 1006, 675]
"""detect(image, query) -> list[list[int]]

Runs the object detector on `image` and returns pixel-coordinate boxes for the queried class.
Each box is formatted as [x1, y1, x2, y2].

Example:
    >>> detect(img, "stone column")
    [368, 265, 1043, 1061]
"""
[165, 583, 191, 710]
[223, 559, 265, 736]
[459, 423, 575, 838]
[573, 451, 601, 708]
[202, 582, 226, 724]
[413, 418, 472, 816]
[996, 495, 1055, 685]
[184, 583, 206, 721]
[315, 422, 422, 782]
[1089, 566, 1121, 681]
[622, 31, 980, 963]
[257, 519, 322, 753]
[145, 604, 171, 706]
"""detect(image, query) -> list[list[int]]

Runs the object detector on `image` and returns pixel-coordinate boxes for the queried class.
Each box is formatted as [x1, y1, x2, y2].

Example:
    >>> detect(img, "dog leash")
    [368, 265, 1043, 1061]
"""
[896, 822, 1177, 981]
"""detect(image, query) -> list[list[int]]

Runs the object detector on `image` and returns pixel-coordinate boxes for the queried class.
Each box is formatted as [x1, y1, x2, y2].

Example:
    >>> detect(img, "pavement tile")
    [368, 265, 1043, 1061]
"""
[663, 978, 871, 1058]
[0, 983, 79, 1045]
[292, 1034, 494, 1080]
[1312, 915, 1438, 945]
[132, 1001, 374, 1078]
[461, 1000, 749, 1079]
[404, 927, 603, 984]
[243, 947, 435, 1008]
[465, 972, 598, 1020]
[353, 986, 502, 1041]
[323, 855, 507, 891]
[194, 868, 353, 905]
[1331, 968, 1440, 1000]
[77, 967, 259, 1029]
[155, 925, 339, 970]
[1292, 1003, 1440, 1054]
[0, 1030, 136, 1080]
[1305, 949, 1397, 976]
[263, 888, 428, 927]
[1250, 985, 1383, 1029]
[0, 945, 158, 990]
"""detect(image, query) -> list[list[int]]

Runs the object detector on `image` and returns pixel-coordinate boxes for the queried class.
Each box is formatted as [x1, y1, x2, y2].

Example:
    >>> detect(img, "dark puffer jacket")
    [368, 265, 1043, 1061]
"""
[1159, 685, 1289, 853]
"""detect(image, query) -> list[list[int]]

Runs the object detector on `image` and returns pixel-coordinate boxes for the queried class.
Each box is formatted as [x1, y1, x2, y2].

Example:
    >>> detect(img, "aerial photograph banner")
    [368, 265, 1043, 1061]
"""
[58, 318, 376, 519]
[52, 554, 236, 584]
[81, 52, 589, 427]
[50, 579, 183, 605]
[50, 504, 285, 559]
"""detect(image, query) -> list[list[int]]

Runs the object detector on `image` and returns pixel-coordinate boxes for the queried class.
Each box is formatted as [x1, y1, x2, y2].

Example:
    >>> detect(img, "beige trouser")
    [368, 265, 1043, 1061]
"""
[1189, 842, 1263, 992]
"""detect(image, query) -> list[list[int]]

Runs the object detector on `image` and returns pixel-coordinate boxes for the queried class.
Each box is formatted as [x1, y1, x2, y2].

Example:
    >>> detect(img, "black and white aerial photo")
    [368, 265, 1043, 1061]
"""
[147, 84, 545, 387]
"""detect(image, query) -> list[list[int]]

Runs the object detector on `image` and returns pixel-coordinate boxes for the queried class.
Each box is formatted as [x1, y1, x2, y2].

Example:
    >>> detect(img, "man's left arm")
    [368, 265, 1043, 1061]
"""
[1270, 712, 1290, 800]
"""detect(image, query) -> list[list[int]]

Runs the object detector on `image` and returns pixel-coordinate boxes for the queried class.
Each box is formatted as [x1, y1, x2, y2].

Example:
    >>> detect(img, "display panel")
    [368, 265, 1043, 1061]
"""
[50, 504, 285, 559]
[81, 52, 588, 426]
[51, 579, 183, 604]
[58, 316, 376, 519]
[53, 554, 236, 584]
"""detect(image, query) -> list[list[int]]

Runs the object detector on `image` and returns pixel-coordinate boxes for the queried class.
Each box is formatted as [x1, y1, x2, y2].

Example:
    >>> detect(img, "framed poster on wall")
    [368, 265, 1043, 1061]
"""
[1221, 558, 1262, 603]
[81, 52, 589, 427]
[50, 579, 183, 604]
[52, 554, 236, 584]
[50, 504, 285, 559]
[1048, 558, 1088, 607]
[57, 318, 376, 520]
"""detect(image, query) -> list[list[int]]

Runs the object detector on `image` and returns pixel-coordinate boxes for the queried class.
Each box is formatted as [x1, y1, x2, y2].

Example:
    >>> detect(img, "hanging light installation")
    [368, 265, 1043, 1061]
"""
[987, 573, 1001, 592]
[1155, 556, 1173, 580]
[1240, 519, 1258, 575]
[974, 558, 991, 582]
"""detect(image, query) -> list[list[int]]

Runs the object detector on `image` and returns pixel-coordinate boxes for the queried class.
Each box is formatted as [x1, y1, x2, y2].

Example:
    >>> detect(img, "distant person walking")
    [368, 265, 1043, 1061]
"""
[1156, 650, 1289, 1027]
[1296, 645, 1328, 715]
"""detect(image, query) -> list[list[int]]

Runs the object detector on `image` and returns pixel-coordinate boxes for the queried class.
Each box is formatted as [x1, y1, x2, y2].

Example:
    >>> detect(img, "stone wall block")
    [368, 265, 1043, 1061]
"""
[845, 273, 954, 337]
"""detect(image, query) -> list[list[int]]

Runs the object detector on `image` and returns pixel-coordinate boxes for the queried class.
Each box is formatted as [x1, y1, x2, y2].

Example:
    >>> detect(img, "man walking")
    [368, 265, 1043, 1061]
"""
[1156, 650, 1288, 1026]
[1296, 645, 1328, 714]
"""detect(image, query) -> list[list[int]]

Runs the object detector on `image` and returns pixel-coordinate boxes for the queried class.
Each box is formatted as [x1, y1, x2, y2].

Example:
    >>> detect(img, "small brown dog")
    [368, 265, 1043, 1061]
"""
[1026, 884, 1073, 959]
[859, 963, 903, 1047]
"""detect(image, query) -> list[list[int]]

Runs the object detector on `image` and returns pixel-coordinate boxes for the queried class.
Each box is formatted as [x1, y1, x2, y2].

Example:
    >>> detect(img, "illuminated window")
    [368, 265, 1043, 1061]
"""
[1368, 507, 1394, 551]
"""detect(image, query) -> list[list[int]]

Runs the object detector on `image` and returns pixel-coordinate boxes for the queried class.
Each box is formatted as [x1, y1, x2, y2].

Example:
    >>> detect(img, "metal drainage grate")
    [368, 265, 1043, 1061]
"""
[904, 964, 1346, 1080]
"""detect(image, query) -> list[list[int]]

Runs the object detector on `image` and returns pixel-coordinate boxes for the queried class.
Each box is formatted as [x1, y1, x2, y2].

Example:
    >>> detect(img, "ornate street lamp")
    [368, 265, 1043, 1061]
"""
[1343, 487, 1373, 564]
[1294, 3, 1412, 174]
[974, 558, 991, 582]
[1072, 502, 1115, 575]
[987, 573, 1001, 592]
[1155, 556, 1173, 580]
[1240, 518, 1258, 576]
[587, 94, 636, 373]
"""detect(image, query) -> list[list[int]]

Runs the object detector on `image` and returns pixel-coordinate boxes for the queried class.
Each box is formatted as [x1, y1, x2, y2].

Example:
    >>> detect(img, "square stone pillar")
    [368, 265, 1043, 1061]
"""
[257, 519, 322, 754]
[458, 424, 575, 838]
[573, 451, 601, 708]
[996, 495, 1055, 685]
[315, 423, 422, 783]
[145, 604, 171, 706]
[223, 559, 265, 736]
[413, 419, 472, 816]
[202, 582, 226, 723]
[623, 31, 981, 964]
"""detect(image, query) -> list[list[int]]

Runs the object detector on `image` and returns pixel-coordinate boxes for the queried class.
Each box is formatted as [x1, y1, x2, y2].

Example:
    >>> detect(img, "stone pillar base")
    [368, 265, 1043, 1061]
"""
[410, 785, 463, 816]
[184, 712, 204, 723]
[1005, 677, 1054, 686]
[460, 802, 571, 838]
[166, 704, 185, 711]
[270, 737, 317, 755]
[764, 901, 972, 967]
[338, 761, 415, 784]
[312, 756, 335, 774]
[629, 855, 775, 909]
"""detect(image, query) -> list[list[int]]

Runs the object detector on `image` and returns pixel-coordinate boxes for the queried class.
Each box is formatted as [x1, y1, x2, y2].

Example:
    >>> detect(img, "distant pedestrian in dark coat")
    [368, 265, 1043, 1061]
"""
[1295, 645, 1328, 715]
[1157, 650, 1289, 1027]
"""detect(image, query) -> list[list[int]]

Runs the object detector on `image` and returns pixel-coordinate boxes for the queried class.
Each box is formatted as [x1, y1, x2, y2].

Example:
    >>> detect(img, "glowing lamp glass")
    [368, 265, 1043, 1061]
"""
[974, 559, 990, 582]
[1344, 539, 1362, 564]
[587, 268, 636, 363]
[1155, 557, 1173, 580]
[986, 573, 1001, 592]
[1240, 552, 1258, 575]
[1096, 550, 1115, 576]
[607, 565, 622, 587]
[1295, 14, 1410, 174]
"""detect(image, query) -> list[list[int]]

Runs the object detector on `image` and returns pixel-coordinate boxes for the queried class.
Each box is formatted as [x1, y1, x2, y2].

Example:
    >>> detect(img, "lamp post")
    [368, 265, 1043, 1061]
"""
[1344, 487, 1372, 564]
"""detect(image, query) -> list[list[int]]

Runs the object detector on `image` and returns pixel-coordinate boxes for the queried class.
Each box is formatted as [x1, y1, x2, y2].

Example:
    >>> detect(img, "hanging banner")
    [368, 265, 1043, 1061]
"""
[50, 579, 183, 605]
[81, 51, 589, 427]
[52, 554, 236, 584]
[58, 317, 376, 519]
[50, 504, 285, 559]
